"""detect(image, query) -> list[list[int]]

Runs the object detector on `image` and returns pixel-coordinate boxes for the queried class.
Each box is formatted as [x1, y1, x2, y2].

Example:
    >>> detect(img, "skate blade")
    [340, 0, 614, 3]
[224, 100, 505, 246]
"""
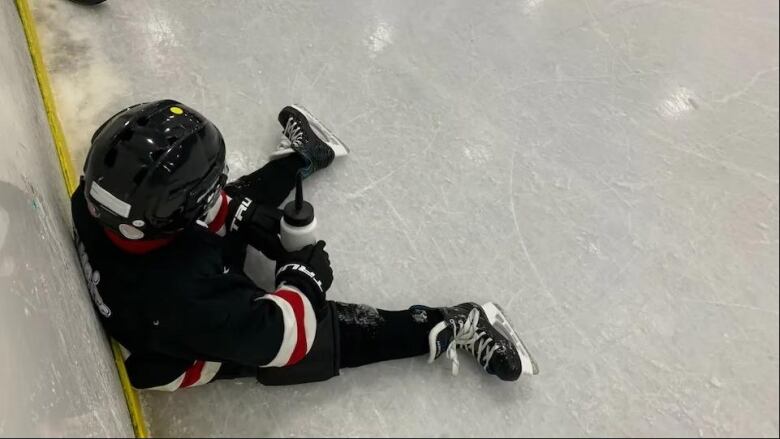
[292, 104, 350, 157]
[481, 302, 540, 376]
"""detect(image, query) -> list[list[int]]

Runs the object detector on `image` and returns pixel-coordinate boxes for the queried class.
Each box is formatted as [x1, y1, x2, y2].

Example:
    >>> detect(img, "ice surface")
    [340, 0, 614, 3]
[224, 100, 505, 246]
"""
[30, 0, 778, 436]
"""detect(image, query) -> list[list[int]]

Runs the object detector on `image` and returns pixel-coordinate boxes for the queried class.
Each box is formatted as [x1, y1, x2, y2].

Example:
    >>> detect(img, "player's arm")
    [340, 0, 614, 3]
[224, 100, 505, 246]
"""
[180, 241, 333, 368]
[202, 190, 285, 259]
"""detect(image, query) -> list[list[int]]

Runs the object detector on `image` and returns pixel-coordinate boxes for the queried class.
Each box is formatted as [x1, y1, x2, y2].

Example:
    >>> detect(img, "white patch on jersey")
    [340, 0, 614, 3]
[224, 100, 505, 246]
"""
[75, 231, 111, 318]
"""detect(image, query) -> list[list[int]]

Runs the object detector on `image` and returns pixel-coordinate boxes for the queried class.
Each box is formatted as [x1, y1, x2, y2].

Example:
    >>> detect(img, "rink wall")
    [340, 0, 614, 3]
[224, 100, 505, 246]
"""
[0, 2, 135, 436]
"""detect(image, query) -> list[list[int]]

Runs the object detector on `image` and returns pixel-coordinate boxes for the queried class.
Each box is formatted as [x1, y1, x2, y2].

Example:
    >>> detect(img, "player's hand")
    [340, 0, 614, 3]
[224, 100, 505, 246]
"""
[228, 196, 284, 260]
[275, 241, 334, 295]
[244, 213, 284, 260]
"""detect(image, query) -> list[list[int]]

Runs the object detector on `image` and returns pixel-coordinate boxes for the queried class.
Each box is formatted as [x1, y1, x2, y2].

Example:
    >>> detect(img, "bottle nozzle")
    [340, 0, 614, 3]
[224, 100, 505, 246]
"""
[295, 171, 304, 211]
[283, 171, 315, 228]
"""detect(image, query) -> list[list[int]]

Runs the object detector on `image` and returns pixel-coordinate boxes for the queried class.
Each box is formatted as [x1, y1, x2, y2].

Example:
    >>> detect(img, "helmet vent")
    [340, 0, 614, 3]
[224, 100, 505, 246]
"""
[136, 116, 149, 126]
[166, 136, 178, 145]
[119, 129, 133, 141]
[103, 148, 118, 167]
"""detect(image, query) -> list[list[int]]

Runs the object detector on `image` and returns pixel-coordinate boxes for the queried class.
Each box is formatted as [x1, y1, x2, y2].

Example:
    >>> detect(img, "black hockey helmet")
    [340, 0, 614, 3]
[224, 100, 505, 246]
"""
[83, 100, 228, 240]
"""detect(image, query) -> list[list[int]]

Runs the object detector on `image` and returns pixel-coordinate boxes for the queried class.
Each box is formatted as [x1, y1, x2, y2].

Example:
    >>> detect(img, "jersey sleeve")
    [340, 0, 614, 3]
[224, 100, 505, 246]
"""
[174, 276, 317, 368]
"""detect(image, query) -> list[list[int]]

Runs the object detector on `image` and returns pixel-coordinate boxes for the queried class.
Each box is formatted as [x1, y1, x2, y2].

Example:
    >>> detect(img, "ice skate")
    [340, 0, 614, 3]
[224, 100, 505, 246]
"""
[271, 105, 349, 177]
[421, 302, 539, 381]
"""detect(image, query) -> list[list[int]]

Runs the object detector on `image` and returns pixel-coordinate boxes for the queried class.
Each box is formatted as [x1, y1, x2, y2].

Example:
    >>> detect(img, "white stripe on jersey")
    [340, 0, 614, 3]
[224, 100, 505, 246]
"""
[257, 285, 316, 367]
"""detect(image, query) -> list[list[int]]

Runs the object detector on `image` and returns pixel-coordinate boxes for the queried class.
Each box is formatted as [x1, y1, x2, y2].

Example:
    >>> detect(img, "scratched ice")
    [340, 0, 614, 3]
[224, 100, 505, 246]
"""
[30, 0, 779, 436]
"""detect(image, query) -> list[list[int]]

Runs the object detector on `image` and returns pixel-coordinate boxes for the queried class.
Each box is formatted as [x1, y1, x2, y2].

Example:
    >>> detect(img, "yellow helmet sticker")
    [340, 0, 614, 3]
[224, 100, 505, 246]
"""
[169, 106, 183, 115]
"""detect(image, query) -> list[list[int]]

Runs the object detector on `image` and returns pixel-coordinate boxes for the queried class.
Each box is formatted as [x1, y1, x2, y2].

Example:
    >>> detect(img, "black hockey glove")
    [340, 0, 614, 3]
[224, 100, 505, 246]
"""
[227, 196, 284, 260]
[275, 241, 333, 314]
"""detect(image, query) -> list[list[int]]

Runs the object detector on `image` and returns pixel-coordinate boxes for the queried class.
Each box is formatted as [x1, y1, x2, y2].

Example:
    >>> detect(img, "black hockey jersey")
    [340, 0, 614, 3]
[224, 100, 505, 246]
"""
[71, 182, 317, 390]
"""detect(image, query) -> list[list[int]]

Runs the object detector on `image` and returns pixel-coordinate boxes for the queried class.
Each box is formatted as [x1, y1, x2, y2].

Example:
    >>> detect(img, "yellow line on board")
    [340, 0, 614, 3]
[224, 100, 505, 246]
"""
[14, 1, 149, 437]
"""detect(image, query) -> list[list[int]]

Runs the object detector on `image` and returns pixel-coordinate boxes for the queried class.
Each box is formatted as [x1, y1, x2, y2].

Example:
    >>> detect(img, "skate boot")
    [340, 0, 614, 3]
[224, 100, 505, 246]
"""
[271, 105, 349, 177]
[420, 302, 539, 381]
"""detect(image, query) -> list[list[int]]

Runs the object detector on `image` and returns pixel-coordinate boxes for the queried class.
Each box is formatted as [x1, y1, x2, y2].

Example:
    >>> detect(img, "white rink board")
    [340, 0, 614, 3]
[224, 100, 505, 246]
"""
[0, 2, 132, 436]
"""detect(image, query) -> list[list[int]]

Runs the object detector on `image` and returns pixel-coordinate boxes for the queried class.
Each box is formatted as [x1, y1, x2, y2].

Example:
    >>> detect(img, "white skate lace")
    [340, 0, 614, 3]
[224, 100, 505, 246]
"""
[445, 309, 499, 375]
[279, 117, 303, 149]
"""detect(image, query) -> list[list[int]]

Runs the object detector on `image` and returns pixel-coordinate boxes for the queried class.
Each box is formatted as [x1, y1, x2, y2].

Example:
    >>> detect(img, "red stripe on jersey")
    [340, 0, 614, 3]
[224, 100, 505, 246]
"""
[273, 290, 308, 366]
[180, 360, 205, 388]
[208, 192, 229, 233]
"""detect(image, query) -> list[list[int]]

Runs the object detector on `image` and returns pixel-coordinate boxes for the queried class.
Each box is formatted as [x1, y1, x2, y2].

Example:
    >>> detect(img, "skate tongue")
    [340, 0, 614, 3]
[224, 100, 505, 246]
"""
[427, 321, 452, 363]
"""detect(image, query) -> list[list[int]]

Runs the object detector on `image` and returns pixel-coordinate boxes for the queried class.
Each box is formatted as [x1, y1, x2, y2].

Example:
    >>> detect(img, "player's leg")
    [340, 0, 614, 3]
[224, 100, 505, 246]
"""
[255, 302, 438, 386]
[225, 154, 304, 207]
[132, 302, 539, 389]
[254, 300, 538, 385]
[338, 302, 540, 381]
[225, 106, 349, 207]
[334, 302, 441, 367]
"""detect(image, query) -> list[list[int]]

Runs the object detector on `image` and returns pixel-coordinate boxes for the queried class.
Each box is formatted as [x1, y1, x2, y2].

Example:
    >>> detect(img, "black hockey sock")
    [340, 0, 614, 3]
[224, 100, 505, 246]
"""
[334, 302, 443, 369]
[225, 154, 307, 207]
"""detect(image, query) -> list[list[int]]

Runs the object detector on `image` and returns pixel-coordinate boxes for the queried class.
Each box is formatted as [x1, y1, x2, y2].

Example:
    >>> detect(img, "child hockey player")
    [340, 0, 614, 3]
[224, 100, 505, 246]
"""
[72, 100, 538, 390]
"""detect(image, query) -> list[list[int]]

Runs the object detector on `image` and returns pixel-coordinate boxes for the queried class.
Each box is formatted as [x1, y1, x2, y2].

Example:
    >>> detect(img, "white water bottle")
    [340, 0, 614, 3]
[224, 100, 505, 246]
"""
[280, 174, 317, 252]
